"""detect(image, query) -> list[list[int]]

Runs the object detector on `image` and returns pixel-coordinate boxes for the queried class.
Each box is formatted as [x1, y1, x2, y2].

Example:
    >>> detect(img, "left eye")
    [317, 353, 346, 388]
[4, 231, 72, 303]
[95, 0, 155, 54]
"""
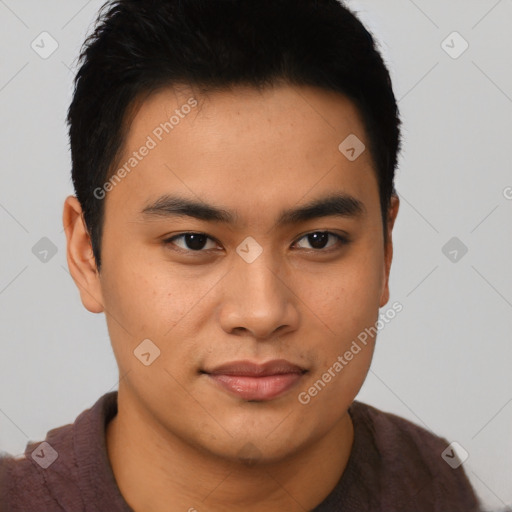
[293, 231, 346, 251]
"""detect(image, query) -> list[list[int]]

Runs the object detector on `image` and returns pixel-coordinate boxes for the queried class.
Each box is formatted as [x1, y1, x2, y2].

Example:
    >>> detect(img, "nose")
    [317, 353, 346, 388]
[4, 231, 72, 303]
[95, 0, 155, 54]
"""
[217, 248, 300, 341]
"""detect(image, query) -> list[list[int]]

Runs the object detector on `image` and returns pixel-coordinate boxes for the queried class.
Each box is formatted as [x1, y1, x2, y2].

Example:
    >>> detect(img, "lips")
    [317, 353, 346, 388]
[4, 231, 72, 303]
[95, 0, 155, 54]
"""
[204, 359, 307, 401]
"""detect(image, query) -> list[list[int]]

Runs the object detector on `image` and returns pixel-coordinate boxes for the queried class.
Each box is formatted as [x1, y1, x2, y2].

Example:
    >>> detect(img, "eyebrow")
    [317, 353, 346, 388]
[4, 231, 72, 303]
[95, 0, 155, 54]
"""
[140, 192, 366, 227]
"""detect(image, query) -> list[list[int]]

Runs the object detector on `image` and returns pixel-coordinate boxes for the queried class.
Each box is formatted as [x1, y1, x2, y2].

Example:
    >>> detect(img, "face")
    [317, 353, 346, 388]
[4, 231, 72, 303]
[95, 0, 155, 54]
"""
[68, 84, 398, 463]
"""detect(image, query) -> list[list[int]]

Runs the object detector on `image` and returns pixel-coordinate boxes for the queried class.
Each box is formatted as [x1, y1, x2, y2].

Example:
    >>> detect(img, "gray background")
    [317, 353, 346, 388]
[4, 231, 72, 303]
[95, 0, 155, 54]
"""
[0, 0, 511, 510]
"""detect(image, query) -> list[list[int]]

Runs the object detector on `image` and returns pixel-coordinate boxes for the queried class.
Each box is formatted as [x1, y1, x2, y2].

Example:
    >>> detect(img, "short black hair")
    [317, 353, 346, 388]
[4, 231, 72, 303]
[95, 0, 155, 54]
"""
[67, 0, 402, 270]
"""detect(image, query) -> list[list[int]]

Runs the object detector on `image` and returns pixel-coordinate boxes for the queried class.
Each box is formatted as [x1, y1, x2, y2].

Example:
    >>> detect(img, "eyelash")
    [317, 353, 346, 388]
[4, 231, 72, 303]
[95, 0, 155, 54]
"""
[162, 231, 350, 255]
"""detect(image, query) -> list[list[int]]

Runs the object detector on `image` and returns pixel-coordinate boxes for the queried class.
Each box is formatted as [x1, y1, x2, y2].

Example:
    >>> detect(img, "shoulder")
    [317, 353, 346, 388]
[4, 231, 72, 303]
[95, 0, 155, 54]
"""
[347, 400, 481, 511]
[0, 422, 77, 511]
[351, 400, 451, 456]
[0, 392, 117, 512]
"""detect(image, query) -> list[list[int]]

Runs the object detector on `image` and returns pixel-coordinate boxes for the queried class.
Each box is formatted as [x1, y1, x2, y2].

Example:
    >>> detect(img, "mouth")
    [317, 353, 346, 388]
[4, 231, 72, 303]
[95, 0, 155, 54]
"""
[202, 359, 308, 401]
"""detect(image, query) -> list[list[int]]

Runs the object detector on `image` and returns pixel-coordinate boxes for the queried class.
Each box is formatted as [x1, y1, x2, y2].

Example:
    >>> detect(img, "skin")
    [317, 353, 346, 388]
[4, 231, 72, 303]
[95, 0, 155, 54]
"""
[63, 83, 399, 512]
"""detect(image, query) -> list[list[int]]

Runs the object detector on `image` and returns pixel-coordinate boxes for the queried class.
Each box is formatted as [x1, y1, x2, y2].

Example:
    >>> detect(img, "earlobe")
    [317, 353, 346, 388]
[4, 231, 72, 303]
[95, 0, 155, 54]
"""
[62, 196, 105, 313]
[379, 194, 400, 308]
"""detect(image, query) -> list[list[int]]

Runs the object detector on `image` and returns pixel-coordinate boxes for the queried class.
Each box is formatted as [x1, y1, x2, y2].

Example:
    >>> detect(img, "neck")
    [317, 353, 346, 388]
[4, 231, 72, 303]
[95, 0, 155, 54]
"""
[106, 388, 354, 512]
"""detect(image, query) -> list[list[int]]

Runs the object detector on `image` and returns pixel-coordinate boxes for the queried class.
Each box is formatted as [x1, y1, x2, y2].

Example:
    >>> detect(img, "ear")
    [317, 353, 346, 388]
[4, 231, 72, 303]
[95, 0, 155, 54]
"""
[379, 194, 400, 308]
[62, 196, 104, 313]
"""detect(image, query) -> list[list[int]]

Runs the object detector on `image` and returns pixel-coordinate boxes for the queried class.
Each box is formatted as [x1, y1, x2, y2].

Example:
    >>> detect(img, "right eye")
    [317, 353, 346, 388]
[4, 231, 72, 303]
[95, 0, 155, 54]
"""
[163, 232, 220, 253]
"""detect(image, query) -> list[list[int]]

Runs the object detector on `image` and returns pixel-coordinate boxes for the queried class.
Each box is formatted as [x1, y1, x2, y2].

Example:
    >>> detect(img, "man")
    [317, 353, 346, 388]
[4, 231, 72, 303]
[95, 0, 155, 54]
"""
[0, 0, 481, 510]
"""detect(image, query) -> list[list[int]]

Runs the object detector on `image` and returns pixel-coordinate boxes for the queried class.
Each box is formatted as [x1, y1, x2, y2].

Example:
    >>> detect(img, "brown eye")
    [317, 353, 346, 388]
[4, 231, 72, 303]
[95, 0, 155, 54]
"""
[164, 233, 218, 252]
[294, 232, 348, 251]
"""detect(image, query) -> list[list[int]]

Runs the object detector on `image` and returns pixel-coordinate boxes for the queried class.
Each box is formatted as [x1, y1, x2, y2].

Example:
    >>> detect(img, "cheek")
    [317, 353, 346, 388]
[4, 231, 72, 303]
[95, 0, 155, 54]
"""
[101, 248, 182, 323]
[295, 263, 381, 417]
[98, 255, 171, 369]
[101, 264, 156, 321]
[99, 262, 199, 397]
[301, 249, 384, 336]
[98, 255, 219, 370]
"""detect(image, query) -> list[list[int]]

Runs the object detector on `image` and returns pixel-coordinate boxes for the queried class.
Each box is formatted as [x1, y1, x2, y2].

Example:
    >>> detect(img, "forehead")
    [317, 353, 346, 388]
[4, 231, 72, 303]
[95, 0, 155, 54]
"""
[104, 83, 380, 226]
[126, 83, 369, 150]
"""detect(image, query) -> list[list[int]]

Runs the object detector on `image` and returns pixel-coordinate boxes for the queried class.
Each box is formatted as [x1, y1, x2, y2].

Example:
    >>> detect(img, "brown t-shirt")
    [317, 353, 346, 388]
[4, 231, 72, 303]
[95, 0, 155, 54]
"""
[0, 392, 481, 511]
